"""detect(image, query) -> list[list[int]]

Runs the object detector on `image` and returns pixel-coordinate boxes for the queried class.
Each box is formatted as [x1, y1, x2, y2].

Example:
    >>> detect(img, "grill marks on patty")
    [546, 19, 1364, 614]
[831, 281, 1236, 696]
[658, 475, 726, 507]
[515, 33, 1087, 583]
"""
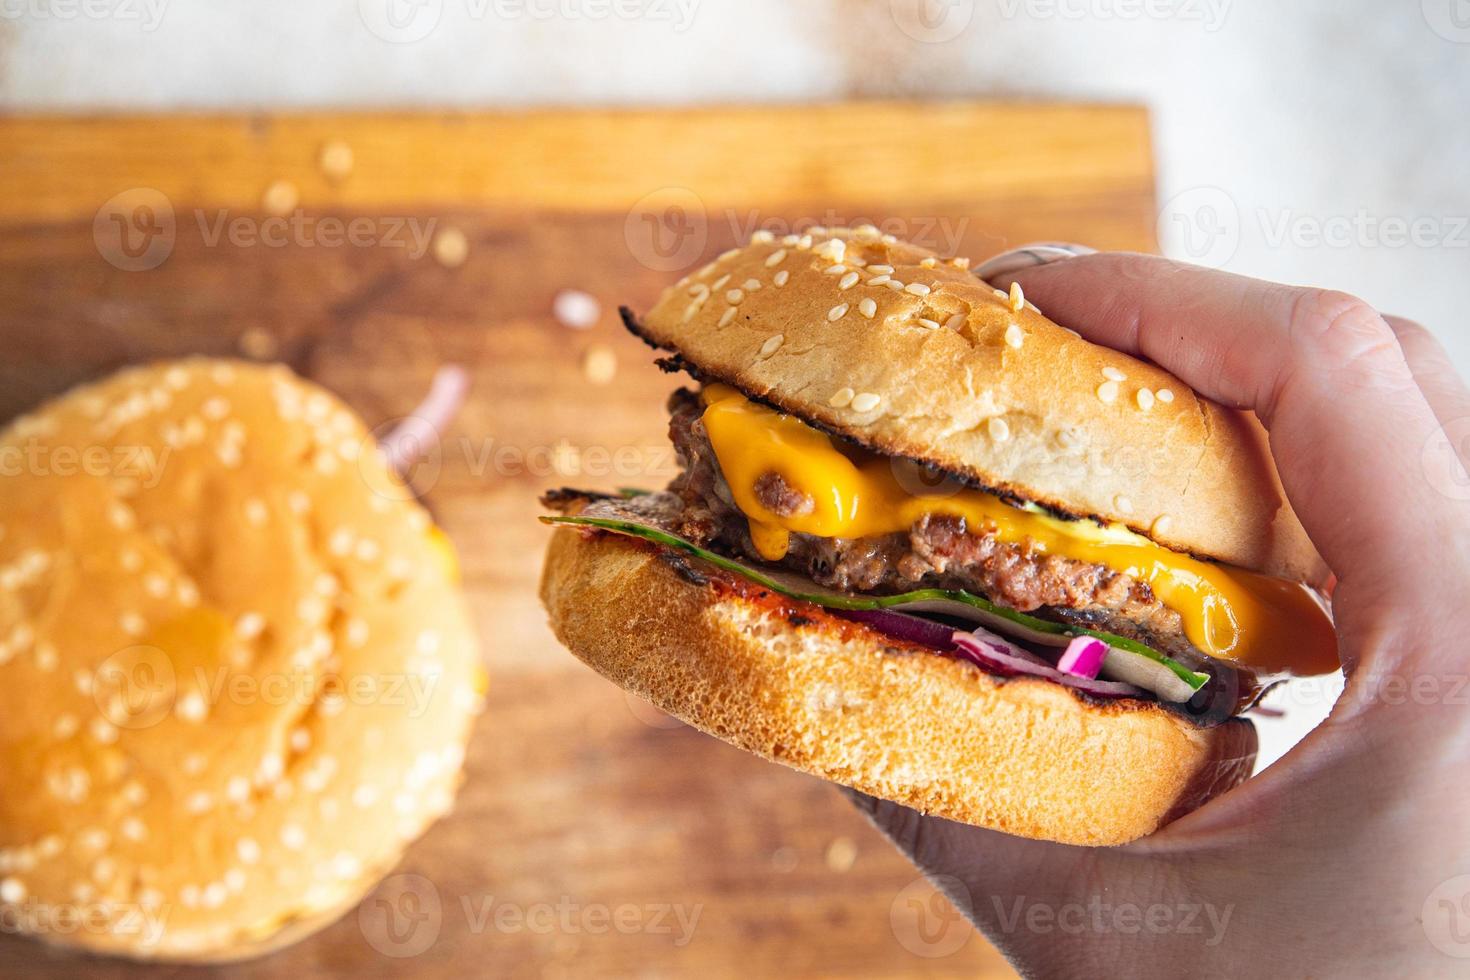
[665, 389, 1193, 658]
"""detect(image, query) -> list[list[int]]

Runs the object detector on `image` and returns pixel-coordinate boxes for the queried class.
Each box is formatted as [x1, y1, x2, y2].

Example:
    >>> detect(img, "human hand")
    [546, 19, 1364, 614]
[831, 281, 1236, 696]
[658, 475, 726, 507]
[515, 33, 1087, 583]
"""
[853, 252, 1470, 978]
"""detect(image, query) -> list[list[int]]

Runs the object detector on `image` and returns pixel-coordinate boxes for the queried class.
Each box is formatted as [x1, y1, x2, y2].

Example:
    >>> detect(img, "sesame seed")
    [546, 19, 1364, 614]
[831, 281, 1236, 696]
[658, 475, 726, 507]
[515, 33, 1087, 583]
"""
[1102, 366, 1127, 382]
[867, 265, 893, 275]
[859, 298, 878, 319]
[945, 313, 967, 332]
[1097, 381, 1120, 404]
[1004, 323, 1025, 349]
[866, 275, 891, 286]
[352, 784, 379, 808]
[918, 318, 940, 330]
[261, 179, 298, 217]
[89, 718, 118, 745]
[281, 825, 307, 850]
[176, 691, 207, 722]
[850, 392, 882, 413]
[237, 838, 261, 864]
[431, 227, 468, 268]
[1157, 388, 1175, 403]
[920, 257, 938, 268]
[759, 335, 784, 357]
[226, 777, 252, 803]
[244, 498, 268, 526]
[121, 817, 147, 841]
[905, 282, 932, 296]
[750, 230, 775, 244]
[828, 304, 849, 321]
[829, 387, 855, 408]
[120, 612, 146, 637]
[726, 289, 744, 304]
[688, 283, 710, 298]
[225, 868, 247, 892]
[817, 239, 846, 262]
[143, 573, 169, 598]
[1151, 514, 1174, 536]
[1, 877, 26, 903]
[743, 278, 761, 291]
[885, 279, 905, 291]
[825, 264, 847, 276]
[712, 274, 731, 290]
[1009, 281, 1025, 313]
[1136, 388, 1156, 410]
[952, 257, 972, 270]
[719, 248, 741, 261]
[186, 791, 214, 814]
[718, 307, 737, 328]
[780, 235, 799, 247]
[773, 270, 790, 287]
[839, 272, 860, 290]
[765, 249, 787, 267]
[988, 417, 1011, 442]
[318, 139, 354, 182]
[1115, 495, 1134, 514]
[797, 235, 814, 250]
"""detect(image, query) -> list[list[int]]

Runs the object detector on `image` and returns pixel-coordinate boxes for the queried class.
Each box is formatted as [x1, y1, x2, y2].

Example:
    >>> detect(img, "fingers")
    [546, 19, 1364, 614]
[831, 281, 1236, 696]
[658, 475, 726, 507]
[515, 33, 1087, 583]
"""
[1001, 254, 1461, 634]
[1384, 315, 1470, 463]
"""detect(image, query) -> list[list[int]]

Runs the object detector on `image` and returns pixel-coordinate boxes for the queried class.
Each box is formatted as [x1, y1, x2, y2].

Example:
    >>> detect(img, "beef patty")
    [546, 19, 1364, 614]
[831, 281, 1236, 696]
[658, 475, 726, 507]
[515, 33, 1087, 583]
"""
[664, 388, 1196, 660]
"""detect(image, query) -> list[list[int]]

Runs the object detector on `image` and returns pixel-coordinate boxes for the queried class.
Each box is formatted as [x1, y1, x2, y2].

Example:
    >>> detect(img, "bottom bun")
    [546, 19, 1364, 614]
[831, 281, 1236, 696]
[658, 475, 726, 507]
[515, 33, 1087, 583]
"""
[540, 527, 1257, 846]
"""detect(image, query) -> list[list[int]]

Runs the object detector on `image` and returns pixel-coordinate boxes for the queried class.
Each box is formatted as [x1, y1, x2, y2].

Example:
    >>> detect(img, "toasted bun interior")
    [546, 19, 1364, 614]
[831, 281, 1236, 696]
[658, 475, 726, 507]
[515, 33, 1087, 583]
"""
[0, 359, 485, 961]
[631, 228, 1325, 584]
[540, 526, 1257, 847]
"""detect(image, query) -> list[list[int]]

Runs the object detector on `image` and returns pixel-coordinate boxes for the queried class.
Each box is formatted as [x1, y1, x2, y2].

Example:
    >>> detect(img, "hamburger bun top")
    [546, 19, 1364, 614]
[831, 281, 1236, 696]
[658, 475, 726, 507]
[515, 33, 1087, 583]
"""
[0, 359, 484, 961]
[629, 227, 1325, 584]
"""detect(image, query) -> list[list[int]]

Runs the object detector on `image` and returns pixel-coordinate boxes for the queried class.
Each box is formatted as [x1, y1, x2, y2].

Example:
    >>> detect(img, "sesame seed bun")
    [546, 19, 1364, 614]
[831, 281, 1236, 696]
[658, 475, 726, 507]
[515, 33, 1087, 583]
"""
[627, 227, 1326, 584]
[540, 525, 1256, 847]
[0, 359, 484, 962]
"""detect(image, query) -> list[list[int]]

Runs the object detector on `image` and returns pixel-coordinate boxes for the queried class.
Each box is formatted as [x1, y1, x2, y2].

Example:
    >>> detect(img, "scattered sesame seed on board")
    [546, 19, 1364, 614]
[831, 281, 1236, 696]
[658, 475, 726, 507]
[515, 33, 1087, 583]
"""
[237, 327, 279, 360]
[317, 140, 354, 183]
[580, 344, 617, 385]
[261, 179, 299, 217]
[553, 289, 601, 329]
[850, 392, 882, 412]
[432, 227, 469, 268]
[825, 837, 858, 872]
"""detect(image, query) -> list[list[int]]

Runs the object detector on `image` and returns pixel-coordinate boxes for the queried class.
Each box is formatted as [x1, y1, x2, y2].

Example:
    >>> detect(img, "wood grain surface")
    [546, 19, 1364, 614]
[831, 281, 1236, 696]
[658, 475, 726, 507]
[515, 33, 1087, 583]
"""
[0, 103, 1156, 979]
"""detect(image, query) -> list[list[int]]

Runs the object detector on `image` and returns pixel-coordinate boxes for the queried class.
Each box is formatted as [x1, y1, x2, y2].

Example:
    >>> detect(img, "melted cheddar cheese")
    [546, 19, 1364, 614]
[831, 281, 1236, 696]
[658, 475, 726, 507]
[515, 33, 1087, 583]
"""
[700, 384, 1337, 675]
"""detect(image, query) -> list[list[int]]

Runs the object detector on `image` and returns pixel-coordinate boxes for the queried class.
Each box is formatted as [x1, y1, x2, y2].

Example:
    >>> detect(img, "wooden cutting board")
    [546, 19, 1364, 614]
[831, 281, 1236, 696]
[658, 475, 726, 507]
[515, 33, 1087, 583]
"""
[0, 103, 1156, 979]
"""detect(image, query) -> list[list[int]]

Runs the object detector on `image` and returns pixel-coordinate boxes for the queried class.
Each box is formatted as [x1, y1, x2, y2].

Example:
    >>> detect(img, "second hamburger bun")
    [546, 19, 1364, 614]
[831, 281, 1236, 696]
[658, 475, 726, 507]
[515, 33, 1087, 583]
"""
[0, 358, 485, 961]
[540, 524, 1257, 847]
[628, 228, 1325, 584]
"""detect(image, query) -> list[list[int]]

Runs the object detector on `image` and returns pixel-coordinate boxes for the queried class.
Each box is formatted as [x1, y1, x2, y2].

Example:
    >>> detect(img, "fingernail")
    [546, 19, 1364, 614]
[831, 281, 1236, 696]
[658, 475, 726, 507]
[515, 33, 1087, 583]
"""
[973, 242, 1096, 286]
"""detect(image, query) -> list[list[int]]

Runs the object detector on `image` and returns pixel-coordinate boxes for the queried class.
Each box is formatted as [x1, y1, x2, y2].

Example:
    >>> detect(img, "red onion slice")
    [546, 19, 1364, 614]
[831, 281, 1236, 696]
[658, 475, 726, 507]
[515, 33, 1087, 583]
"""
[380, 365, 469, 475]
[953, 633, 1145, 699]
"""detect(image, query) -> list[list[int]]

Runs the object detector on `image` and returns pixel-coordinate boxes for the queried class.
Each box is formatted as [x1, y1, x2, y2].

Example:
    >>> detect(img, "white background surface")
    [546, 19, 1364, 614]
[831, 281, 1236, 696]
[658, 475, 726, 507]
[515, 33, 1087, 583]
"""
[2, 0, 1467, 766]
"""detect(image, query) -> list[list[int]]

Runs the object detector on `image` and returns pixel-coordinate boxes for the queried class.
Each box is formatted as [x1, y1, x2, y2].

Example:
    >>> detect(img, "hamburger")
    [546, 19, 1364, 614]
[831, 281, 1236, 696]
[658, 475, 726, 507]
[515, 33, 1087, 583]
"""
[0, 359, 484, 961]
[539, 227, 1338, 846]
